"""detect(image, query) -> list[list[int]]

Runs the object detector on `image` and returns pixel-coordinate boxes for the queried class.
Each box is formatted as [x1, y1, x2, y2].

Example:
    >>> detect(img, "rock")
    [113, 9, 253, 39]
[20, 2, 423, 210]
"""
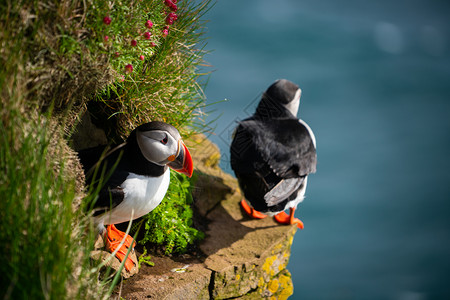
[90, 235, 139, 279]
[199, 178, 297, 299]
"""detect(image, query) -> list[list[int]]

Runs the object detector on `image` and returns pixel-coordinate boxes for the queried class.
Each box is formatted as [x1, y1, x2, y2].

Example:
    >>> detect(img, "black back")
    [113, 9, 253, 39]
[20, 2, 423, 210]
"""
[230, 114, 316, 213]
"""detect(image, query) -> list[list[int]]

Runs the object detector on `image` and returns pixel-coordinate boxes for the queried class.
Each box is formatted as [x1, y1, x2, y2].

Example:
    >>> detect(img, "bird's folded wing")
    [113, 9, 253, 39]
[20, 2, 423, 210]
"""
[91, 171, 130, 216]
[93, 186, 125, 216]
[264, 177, 304, 206]
[240, 118, 317, 178]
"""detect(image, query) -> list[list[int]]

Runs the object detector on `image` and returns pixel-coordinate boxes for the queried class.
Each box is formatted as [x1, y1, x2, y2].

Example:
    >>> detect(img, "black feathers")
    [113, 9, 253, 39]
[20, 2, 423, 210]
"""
[238, 118, 316, 178]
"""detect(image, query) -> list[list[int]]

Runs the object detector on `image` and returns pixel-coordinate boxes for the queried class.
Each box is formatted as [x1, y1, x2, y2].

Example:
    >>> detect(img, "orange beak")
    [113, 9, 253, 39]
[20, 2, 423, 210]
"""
[167, 141, 194, 177]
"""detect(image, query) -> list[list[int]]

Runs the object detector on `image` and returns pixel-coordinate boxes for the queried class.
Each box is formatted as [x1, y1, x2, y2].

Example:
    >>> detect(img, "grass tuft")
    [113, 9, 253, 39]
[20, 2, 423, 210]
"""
[85, 0, 213, 140]
[0, 105, 109, 299]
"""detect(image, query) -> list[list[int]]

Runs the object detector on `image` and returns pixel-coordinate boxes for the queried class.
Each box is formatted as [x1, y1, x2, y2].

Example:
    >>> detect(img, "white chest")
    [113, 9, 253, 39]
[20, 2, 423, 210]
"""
[100, 169, 171, 225]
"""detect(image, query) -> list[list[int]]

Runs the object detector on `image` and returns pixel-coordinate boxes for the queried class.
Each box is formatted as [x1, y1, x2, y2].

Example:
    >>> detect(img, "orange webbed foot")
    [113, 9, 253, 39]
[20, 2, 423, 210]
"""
[240, 199, 267, 219]
[273, 208, 304, 229]
[104, 224, 136, 271]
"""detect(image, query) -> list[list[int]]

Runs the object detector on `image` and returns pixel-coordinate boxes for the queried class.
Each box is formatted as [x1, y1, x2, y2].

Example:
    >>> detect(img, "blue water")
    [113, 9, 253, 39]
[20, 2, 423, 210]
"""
[198, 0, 450, 299]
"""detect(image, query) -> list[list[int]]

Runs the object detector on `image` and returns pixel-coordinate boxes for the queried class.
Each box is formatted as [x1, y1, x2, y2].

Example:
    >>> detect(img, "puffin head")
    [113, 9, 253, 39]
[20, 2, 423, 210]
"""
[133, 121, 194, 177]
[258, 79, 302, 118]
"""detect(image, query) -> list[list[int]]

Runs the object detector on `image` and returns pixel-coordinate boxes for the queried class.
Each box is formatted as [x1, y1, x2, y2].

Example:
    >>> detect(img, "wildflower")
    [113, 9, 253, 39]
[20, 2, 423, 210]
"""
[104, 35, 109, 42]
[143, 32, 152, 40]
[168, 12, 178, 21]
[164, 0, 178, 11]
[145, 20, 153, 29]
[139, 55, 145, 61]
[150, 42, 156, 47]
[119, 75, 125, 82]
[166, 16, 174, 25]
[125, 64, 133, 73]
[166, 13, 178, 25]
[114, 52, 120, 57]
[131, 39, 137, 46]
[103, 16, 112, 25]
[162, 28, 169, 37]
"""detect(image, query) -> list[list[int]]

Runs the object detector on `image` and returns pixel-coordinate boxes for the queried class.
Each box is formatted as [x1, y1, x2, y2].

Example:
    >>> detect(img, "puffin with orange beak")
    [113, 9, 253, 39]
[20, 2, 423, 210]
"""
[78, 121, 193, 271]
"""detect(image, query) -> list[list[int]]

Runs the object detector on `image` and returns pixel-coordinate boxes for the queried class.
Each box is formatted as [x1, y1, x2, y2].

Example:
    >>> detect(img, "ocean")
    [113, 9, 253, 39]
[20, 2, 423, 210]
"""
[199, 0, 450, 299]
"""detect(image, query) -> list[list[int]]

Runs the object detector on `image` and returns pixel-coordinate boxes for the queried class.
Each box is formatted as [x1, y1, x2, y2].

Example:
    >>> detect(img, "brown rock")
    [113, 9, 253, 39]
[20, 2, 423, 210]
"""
[90, 249, 139, 279]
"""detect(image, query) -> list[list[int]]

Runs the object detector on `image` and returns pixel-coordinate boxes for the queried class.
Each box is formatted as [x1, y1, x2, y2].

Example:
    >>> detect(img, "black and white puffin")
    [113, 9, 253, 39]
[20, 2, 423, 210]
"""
[230, 79, 317, 229]
[78, 121, 193, 271]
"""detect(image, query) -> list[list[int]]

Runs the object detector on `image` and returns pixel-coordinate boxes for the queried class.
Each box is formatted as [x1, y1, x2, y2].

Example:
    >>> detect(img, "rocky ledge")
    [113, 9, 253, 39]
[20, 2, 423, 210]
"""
[114, 135, 298, 299]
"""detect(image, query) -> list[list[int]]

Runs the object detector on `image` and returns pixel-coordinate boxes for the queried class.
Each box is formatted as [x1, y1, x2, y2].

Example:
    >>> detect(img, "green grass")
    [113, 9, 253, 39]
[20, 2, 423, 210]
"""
[0, 106, 108, 299]
[1, 0, 212, 297]
[2, 2, 109, 297]
[84, 0, 212, 139]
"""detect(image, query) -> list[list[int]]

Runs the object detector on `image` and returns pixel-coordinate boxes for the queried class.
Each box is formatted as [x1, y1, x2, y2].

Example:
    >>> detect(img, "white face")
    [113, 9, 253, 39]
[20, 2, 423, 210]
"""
[136, 129, 180, 165]
[284, 88, 301, 117]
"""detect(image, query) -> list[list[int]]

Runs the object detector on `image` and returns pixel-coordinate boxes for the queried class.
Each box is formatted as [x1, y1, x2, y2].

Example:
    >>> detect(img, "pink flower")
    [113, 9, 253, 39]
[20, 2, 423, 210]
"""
[164, 0, 178, 11]
[119, 75, 125, 82]
[104, 35, 109, 42]
[168, 12, 178, 21]
[125, 64, 133, 73]
[103, 16, 111, 25]
[145, 20, 153, 29]
[114, 52, 120, 57]
[162, 28, 169, 37]
[150, 42, 156, 47]
[131, 39, 137, 46]
[166, 16, 174, 25]
[143, 32, 152, 40]
[166, 13, 177, 25]
[139, 55, 145, 61]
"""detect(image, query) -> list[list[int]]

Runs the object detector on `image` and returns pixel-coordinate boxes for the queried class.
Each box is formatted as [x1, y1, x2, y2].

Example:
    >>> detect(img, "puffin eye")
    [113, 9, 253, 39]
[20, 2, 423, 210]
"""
[161, 136, 168, 145]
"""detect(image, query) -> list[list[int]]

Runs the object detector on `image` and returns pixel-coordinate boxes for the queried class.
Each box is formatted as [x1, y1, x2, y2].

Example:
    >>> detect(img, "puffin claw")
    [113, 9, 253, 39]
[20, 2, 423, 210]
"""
[240, 199, 267, 219]
[104, 224, 136, 271]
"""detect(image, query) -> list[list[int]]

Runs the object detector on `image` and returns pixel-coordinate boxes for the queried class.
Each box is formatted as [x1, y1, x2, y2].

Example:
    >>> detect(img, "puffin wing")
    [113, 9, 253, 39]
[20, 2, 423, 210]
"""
[92, 170, 129, 216]
[240, 118, 317, 178]
[264, 177, 304, 206]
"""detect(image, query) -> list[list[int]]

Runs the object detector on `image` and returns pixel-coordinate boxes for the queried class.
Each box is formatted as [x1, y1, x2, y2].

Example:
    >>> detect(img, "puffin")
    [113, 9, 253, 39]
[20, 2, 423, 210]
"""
[230, 79, 316, 229]
[78, 121, 193, 271]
